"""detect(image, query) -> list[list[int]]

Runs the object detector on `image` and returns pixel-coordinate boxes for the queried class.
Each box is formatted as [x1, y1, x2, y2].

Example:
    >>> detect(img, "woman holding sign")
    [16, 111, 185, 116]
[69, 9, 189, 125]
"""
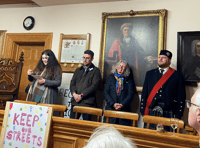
[26, 49, 62, 105]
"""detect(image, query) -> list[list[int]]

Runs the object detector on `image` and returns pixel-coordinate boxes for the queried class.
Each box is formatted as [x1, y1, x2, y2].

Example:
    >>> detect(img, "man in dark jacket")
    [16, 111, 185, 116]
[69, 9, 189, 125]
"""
[140, 50, 186, 130]
[70, 50, 101, 121]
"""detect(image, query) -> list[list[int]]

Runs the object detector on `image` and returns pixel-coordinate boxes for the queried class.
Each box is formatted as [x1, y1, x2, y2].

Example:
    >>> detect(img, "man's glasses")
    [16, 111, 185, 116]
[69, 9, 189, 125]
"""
[185, 100, 200, 108]
[82, 57, 91, 60]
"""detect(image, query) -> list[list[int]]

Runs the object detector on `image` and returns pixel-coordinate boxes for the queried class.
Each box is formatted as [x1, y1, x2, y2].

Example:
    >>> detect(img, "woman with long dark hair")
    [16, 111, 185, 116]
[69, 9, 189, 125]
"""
[26, 49, 62, 104]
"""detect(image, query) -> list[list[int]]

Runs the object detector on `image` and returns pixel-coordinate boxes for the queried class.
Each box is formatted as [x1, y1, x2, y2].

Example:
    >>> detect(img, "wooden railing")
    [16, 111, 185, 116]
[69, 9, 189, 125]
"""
[0, 110, 199, 148]
[143, 115, 184, 133]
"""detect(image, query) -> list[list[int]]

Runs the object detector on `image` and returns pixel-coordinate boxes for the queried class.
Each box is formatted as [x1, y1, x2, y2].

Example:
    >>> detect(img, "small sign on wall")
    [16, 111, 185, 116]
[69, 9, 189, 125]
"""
[0, 102, 53, 148]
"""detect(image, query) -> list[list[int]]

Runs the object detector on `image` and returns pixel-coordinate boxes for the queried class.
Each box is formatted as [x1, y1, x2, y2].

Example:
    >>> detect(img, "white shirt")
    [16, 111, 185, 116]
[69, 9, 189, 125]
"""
[159, 67, 169, 75]
[123, 37, 131, 44]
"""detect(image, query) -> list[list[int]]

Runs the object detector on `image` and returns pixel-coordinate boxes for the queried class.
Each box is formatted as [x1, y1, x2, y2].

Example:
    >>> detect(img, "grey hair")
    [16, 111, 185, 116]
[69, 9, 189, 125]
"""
[84, 125, 136, 148]
[191, 40, 200, 56]
[111, 60, 130, 77]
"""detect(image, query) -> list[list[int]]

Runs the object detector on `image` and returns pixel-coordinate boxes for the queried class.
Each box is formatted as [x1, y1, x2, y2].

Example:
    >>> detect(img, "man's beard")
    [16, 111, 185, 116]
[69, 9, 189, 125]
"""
[158, 63, 169, 68]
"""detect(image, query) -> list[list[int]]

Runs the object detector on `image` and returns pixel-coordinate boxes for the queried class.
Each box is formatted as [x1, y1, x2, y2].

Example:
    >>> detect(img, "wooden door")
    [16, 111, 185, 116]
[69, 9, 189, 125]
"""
[17, 45, 45, 100]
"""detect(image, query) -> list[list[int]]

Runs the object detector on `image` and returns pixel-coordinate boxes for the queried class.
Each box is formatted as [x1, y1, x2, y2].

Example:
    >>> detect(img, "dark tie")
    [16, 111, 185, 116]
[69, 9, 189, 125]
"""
[160, 69, 164, 76]
[158, 69, 164, 79]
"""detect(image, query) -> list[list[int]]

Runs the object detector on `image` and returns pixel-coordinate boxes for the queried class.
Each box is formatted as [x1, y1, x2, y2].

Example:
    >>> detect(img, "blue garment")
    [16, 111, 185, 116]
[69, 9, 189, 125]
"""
[114, 72, 124, 95]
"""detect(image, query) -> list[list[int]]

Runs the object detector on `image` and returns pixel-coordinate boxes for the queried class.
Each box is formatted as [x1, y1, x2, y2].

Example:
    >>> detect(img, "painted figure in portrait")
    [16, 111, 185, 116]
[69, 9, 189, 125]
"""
[183, 40, 200, 81]
[103, 17, 159, 86]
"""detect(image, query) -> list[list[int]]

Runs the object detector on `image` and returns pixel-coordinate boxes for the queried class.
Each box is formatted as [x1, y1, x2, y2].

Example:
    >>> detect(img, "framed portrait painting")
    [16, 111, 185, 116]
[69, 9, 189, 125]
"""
[177, 31, 200, 85]
[99, 9, 168, 91]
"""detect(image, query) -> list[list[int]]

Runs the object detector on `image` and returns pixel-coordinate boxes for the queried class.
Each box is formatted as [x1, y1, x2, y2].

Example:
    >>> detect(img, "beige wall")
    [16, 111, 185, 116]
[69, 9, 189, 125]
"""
[0, 0, 199, 125]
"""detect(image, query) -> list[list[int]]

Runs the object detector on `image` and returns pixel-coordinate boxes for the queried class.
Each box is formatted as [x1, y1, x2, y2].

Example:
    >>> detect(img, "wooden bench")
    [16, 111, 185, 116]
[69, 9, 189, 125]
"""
[13, 100, 37, 105]
[143, 115, 184, 133]
[185, 125, 198, 136]
[103, 110, 139, 127]
[73, 106, 103, 121]
[37, 103, 67, 117]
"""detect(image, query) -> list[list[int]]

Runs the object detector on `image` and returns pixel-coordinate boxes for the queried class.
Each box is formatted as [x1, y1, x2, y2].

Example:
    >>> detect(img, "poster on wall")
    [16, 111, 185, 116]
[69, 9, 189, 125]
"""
[58, 85, 72, 118]
[0, 102, 53, 148]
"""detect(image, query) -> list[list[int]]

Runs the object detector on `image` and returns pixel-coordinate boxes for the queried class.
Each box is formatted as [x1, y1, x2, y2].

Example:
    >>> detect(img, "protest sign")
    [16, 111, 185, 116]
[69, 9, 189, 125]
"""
[0, 102, 53, 148]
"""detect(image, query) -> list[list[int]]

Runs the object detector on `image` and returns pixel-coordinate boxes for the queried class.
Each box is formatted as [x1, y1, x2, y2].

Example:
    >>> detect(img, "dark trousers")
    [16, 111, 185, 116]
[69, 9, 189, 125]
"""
[103, 116, 132, 126]
[70, 105, 92, 121]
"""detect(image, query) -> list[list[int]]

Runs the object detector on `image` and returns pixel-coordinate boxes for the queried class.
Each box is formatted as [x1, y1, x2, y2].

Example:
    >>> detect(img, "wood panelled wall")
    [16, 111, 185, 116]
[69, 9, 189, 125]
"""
[0, 110, 199, 148]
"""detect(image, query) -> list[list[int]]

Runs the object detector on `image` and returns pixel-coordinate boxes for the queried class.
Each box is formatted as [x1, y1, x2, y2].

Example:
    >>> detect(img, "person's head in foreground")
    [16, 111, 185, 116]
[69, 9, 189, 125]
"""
[84, 125, 136, 148]
[188, 89, 200, 134]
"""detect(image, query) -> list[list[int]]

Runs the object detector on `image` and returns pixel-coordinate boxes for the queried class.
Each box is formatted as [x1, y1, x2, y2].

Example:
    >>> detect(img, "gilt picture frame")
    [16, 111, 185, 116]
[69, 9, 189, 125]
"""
[98, 9, 168, 92]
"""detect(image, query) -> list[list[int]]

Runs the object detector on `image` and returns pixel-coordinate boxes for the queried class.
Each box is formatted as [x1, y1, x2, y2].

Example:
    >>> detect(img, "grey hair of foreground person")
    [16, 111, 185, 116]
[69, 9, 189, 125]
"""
[84, 125, 137, 148]
[111, 60, 131, 77]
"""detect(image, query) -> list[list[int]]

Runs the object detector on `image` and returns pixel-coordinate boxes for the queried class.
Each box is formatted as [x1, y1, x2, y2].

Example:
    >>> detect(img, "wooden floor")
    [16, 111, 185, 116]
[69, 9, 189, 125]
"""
[0, 110, 199, 148]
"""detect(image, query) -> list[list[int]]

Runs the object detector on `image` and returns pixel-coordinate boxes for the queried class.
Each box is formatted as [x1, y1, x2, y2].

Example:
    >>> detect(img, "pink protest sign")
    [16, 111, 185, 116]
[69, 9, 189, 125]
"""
[0, 102, 53, 148]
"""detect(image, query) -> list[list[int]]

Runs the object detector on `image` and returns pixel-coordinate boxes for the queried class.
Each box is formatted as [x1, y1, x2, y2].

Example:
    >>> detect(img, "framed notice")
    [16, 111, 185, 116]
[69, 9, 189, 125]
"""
[0, 102, 53, 148]
[58, 33, 91, 73]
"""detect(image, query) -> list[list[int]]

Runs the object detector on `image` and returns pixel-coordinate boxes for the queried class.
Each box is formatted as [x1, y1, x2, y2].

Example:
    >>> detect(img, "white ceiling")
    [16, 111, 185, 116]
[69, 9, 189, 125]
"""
[0, 0, 127, 8]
